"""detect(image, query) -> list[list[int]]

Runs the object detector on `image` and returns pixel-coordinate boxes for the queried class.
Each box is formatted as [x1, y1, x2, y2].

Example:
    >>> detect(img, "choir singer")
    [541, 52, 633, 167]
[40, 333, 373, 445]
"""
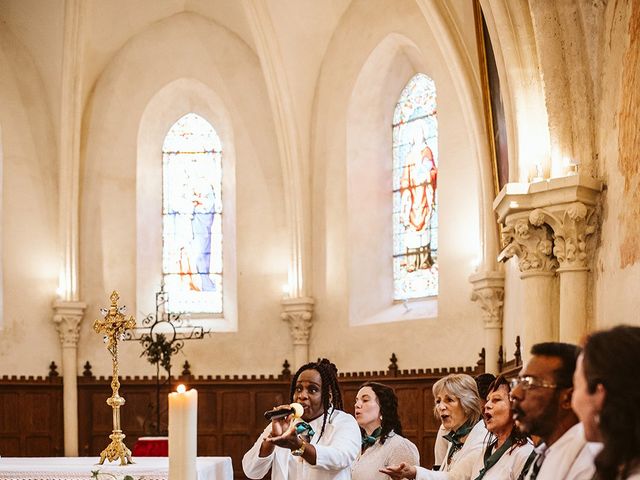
[242, 358, 361, 480]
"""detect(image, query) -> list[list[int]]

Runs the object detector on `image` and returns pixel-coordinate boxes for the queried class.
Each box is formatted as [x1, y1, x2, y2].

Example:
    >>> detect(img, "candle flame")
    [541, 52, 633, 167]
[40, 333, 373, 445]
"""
[177, 384, 186, 393]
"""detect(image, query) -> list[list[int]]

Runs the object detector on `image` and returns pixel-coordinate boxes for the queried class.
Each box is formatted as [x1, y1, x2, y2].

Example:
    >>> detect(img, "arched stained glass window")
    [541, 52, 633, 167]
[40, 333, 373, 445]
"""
[162, 113, 223, 314]
[392, 74, 438, 300]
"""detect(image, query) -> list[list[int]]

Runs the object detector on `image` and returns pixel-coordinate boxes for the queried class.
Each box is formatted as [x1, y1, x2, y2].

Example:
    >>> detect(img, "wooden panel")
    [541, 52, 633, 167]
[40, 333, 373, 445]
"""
[222, 392, 251, 431]
[0, 393, 19, 432]
[0, 436, 21, 456]
[223, 433, 252, 478]
[396, 387, 420, 430]
[24, 393, 53, 432]
[120, 391, 153, 432]
[423, 388, 439, 430]
[198, 391, 218, 431]
[342, 387, 358, 415]
[26, 436, 52, 456]
[422, 434, 436, 467]
[91, 392, 113, 430]
[255, 390, 286, 426]
[198, 434, 218, 456]
[0, 379, 63, 457]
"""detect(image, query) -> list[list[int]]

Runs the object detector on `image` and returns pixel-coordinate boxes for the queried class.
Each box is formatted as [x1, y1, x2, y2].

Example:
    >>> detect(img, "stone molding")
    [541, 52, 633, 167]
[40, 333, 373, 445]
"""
[281, 297, 314, 346]
[529, 202, 597, 271]
[52, 300, 87, 348]
[500, 216, 558, 275]
[469, 272, 504, 329]
[494, 175, 602, 275]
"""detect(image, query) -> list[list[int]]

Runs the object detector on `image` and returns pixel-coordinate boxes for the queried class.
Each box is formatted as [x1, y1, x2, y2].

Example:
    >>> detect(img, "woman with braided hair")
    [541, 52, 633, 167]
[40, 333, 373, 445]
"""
[242, 358, 361, 480]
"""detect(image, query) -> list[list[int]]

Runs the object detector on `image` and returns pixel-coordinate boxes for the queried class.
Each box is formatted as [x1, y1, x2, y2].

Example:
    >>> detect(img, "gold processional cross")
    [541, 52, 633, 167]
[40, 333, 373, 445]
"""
[93, 291, 137, 465]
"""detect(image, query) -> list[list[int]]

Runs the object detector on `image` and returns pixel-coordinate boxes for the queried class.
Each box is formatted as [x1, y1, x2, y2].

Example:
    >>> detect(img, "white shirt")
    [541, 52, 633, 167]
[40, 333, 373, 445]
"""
[521, 423, 599, 480]
[351, 431, 420, 480]
[434, 424, 449, 467]
[242, 409, 361, 480]
[466, 438, 534, 480]
[415, 420, 488, 480]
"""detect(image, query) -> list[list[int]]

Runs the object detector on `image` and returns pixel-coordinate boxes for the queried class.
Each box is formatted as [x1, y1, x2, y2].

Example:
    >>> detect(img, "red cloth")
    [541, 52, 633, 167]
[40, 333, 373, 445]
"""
[132, 436, 169, 457]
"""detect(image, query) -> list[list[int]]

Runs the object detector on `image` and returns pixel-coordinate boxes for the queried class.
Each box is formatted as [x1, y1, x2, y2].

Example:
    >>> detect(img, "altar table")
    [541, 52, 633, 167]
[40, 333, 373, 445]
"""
[0, 456, 233, 480]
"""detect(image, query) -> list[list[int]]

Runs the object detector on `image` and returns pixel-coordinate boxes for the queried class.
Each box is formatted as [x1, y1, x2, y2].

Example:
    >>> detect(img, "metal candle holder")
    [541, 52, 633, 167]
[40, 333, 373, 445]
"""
[93, 291, 136, 465]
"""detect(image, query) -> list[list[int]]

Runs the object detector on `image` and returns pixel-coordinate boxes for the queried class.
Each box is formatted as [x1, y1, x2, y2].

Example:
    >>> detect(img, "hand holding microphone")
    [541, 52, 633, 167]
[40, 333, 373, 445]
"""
[264, 402, 304, 421]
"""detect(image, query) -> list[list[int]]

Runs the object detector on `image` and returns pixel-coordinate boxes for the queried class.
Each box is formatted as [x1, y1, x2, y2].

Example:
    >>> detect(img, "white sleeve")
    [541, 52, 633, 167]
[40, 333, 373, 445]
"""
[313, 412, 361, 471]
[509, 443, 535, 480]
[415, 465, 450, 480]
[434, 425, 449, 467]
[242, 424, 275, 479]
[387, 437, 421, 468]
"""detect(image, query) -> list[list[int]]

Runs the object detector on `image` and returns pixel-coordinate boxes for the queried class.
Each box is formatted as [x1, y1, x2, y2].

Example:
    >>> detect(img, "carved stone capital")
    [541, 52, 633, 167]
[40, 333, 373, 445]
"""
[52, 300, 87, 348]
[529, 202, 598, 271]
[281, 297, 314, 346]
[469, 272, 504, 329]
[499, 216, 559, 275]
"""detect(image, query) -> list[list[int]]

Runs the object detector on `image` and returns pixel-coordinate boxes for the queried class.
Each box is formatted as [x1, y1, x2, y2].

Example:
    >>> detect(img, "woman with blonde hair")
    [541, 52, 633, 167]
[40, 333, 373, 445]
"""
[381, 373, 487, 479]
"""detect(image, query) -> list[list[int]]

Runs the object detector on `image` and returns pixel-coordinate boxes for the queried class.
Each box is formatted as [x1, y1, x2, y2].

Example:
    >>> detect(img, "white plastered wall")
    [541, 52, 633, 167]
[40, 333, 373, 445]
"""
[0, 28, 60, 375]
[591, 1, 640, 330]
[79, 12, 290, 377]
[311, 0, 485, 372]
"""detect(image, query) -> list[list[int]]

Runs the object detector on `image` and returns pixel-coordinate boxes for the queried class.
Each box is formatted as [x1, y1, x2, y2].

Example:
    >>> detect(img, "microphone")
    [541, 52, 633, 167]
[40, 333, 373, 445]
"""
[264, 402, 304, 421]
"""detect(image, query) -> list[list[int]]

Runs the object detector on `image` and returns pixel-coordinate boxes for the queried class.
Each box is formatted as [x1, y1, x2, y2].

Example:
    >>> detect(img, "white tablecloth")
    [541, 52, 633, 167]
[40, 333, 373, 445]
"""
[0, 456, 233, 480]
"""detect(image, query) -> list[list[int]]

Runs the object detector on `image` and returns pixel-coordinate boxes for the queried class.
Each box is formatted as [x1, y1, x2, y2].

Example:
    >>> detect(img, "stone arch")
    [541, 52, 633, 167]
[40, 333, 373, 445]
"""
[309, 2, 486, 368]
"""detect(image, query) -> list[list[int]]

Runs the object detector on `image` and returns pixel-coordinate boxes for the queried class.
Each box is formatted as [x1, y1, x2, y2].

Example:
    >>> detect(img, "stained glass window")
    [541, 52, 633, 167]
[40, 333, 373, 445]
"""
[162, 113, 223, 314]
[392, 74, 438, 300]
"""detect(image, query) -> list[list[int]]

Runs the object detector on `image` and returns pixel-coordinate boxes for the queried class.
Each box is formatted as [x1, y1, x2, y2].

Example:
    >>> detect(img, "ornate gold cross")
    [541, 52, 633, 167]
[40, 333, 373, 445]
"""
[93, 291, 136, 465]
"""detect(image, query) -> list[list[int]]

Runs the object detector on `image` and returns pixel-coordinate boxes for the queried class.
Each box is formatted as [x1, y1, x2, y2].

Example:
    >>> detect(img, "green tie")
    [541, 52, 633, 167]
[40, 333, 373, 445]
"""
[517, 450, 543, 480]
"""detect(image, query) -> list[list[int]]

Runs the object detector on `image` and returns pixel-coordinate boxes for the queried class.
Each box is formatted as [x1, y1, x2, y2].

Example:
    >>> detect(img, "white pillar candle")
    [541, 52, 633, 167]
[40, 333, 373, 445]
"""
[169, 384, 198, 480]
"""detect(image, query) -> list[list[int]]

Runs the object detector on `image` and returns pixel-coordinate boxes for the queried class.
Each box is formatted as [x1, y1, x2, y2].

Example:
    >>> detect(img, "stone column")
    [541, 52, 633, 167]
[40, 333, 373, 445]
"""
[529, 202, 597, 344]
[500, 216, 558, 358]
[281, 297, 314, 370]
[53, 300, 86, 456]
[470, 271, 504, 375]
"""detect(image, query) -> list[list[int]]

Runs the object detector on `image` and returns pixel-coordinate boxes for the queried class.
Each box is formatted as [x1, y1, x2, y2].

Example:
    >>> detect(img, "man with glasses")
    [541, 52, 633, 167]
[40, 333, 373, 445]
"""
[511, 342, 597, 480]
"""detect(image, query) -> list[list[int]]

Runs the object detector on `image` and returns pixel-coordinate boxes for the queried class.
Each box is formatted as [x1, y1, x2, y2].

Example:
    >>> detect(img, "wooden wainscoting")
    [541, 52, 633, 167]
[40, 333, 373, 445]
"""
[78, 373, 291, 479]
[1, 361, 483, 479]
[0, 375, 63, 456]
[78, 363, 481, 478]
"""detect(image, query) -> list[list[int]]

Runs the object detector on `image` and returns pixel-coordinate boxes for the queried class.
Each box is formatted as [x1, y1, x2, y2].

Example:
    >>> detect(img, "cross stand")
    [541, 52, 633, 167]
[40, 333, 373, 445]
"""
[124, 286, 210, 435]
[93, 291, 136, 465]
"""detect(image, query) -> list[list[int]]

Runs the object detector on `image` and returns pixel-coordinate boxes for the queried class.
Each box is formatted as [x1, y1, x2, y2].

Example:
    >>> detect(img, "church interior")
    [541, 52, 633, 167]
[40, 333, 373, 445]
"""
[0, 0, 639, 477]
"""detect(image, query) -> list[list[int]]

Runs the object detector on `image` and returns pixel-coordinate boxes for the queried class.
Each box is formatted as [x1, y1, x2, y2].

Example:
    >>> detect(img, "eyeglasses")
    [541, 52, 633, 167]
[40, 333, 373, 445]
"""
[509, 376, 559, 390]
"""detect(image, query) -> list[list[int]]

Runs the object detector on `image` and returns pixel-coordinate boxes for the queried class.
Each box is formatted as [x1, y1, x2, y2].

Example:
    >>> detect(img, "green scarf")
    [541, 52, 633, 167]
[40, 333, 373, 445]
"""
[361, 426, 382, 450]
[294, 421, 315, 439]
[443, 420, 476, 464]
[474, 437, 514, 480]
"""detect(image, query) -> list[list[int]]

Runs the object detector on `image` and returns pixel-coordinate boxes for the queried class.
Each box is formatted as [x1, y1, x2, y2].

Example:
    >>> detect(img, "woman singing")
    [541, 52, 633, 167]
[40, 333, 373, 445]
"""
[242, 358, 361, 480]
